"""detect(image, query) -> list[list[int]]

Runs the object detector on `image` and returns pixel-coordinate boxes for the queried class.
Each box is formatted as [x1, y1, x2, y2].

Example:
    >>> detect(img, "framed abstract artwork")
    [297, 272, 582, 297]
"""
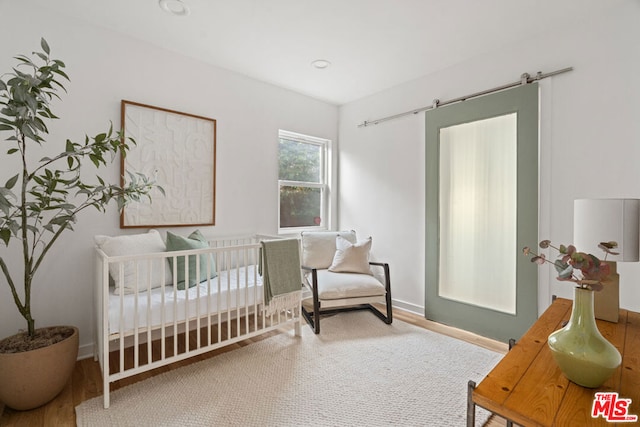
[120, 100, 216, 228]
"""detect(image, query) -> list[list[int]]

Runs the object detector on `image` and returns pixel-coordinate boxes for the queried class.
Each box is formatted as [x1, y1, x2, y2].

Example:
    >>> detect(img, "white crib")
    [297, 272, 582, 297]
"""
[94, 233, 302, 408]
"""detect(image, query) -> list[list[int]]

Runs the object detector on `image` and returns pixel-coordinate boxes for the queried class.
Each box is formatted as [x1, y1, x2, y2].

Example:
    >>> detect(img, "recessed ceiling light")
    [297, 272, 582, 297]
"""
[159, 0, 190, 16]
[311, 59, 331, 69]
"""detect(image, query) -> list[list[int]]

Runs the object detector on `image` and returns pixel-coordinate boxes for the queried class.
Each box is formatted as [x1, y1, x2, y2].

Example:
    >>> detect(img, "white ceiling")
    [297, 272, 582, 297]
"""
[35, 0, 624, 105]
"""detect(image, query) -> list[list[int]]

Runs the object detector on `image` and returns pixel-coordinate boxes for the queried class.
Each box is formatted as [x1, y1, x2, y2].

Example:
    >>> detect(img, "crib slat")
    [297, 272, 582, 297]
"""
[226, 251, 232, 339]
[99, 252, 111, 409]
[243, 248, 248, 333]
[118, 263, 125, 375]
[172, 255, 178, 358]
[146, 258, 152, 365]
[217, 251, 222, 344]
[133, 260, 139, 370]
[195, 253, 201, 350]
[160, 268, 166, 362]
[253, 249, 258, 332]
[183, 254, 189, 354]
[235, 249, 240, 337]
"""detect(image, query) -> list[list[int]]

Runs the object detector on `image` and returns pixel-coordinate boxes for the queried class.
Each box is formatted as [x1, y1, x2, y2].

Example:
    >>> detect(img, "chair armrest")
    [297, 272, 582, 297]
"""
[300, 265, 318, 289]
[369, 261, 388, 267]
[300, 265, 320, 306]
[369, 262, 391, 294]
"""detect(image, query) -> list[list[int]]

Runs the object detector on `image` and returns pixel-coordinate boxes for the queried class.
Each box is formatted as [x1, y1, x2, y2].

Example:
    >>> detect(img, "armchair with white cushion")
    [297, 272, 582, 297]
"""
[300, 230, 392, 334]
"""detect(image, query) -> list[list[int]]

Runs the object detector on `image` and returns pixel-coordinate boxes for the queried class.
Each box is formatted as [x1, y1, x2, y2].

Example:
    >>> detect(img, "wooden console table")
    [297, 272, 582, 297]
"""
[467, 297, 640, 426]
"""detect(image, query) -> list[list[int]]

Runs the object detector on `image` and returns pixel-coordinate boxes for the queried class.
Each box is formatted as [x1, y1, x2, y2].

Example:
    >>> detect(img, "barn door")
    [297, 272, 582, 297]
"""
[425, 83, 539, 342]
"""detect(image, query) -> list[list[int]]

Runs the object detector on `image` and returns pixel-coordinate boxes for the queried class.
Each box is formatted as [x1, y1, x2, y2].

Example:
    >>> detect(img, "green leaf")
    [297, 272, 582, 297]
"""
[0, 124, 12, 132]
[89, 154, 100, 168]
[0, 192, 14, 214]
[21, 124, 38, 142]
[5, 174, 19, 190]
[554, 260, 572, 277]
[7, 148, 18, 155]
[13, 55, 32, 65]
[52, 68, 69, 81]
[40, 38, 50, 55]
[0, 229, 10, 246]
[31, 117, 47, 133]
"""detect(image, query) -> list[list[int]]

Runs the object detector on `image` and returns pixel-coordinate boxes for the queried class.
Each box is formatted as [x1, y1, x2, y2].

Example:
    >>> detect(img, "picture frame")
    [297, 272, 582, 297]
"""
[120, 100, 216, 228]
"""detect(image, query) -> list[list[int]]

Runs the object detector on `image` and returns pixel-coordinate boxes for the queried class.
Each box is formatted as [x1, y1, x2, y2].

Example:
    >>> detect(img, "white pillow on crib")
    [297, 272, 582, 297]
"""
[95, 229, 173, 294]
[328, 236, 373, 275]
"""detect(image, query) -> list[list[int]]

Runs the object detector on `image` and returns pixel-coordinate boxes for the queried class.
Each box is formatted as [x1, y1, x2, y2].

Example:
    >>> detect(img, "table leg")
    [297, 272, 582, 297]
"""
[467, 380, 476, 427]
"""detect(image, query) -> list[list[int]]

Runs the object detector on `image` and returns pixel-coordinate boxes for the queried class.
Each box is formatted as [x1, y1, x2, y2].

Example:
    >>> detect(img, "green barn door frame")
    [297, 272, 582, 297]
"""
[425, 83, 539, 343]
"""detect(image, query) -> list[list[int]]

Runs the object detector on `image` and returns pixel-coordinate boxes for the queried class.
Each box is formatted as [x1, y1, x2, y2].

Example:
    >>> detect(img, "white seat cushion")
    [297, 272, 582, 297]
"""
[306, 269, 386, 300]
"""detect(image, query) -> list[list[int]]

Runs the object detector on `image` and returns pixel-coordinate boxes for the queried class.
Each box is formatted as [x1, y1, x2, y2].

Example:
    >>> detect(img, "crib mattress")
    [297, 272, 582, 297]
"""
[108, 265, 263, 336]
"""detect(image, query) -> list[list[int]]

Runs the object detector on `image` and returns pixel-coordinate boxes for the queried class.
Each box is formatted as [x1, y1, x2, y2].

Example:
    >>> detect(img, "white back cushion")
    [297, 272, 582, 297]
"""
[301, 230, 357, 269]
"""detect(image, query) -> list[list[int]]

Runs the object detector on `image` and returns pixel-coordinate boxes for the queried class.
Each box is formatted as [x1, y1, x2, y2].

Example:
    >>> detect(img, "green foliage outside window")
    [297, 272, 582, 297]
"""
[279, 138, 324, 228]
[278, 139, 320, 182]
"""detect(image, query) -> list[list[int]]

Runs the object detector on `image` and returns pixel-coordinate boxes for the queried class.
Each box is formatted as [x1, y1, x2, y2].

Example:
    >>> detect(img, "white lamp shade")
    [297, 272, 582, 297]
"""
[573, 199, 640, 262]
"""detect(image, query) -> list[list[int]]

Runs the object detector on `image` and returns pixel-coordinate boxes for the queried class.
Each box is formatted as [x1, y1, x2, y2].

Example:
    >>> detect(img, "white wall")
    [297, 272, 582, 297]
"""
[338, 1, 640, 316]
[0, 3, 337, 357]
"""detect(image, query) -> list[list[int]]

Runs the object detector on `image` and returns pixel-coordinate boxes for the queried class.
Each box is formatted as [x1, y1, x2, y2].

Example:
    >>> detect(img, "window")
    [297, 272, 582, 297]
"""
[278, 130, 330, 232]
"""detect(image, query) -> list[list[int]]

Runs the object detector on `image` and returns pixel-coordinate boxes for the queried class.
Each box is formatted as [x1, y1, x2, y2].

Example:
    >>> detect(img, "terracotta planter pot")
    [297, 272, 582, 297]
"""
[0, 326, 78, 411]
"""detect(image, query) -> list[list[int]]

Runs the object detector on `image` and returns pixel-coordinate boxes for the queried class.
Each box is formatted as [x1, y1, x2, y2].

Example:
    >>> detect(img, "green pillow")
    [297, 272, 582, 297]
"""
[166, 230, 217, 290]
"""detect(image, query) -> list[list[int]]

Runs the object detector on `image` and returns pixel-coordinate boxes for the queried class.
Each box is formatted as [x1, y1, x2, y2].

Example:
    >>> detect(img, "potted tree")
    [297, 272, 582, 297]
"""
[0, 39, 158, 410]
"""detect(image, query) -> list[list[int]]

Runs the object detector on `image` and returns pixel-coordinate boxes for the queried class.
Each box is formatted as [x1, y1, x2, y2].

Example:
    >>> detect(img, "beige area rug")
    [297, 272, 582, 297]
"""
[76, 312, 502, 426]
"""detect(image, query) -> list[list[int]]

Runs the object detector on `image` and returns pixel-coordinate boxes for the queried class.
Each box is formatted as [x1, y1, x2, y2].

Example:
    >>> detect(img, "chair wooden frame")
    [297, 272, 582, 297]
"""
[301, 262, 393, 334]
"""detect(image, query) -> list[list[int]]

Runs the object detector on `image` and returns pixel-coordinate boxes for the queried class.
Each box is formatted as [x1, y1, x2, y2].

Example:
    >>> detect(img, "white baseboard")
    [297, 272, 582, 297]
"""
[391, 299, 424, 316]
[78, 342, 95, 361]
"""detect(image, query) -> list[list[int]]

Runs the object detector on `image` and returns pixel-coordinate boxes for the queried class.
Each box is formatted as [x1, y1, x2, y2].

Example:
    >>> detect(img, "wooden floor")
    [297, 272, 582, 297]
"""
[0, 308, 509, 426]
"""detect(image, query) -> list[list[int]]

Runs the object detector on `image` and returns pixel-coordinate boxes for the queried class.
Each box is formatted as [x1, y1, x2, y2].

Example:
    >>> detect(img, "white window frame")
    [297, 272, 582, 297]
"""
[278, 129, 331, 234]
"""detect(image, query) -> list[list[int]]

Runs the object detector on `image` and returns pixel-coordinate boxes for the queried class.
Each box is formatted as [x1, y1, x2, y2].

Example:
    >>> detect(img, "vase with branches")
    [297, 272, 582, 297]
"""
[522, 239, 621, 388]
